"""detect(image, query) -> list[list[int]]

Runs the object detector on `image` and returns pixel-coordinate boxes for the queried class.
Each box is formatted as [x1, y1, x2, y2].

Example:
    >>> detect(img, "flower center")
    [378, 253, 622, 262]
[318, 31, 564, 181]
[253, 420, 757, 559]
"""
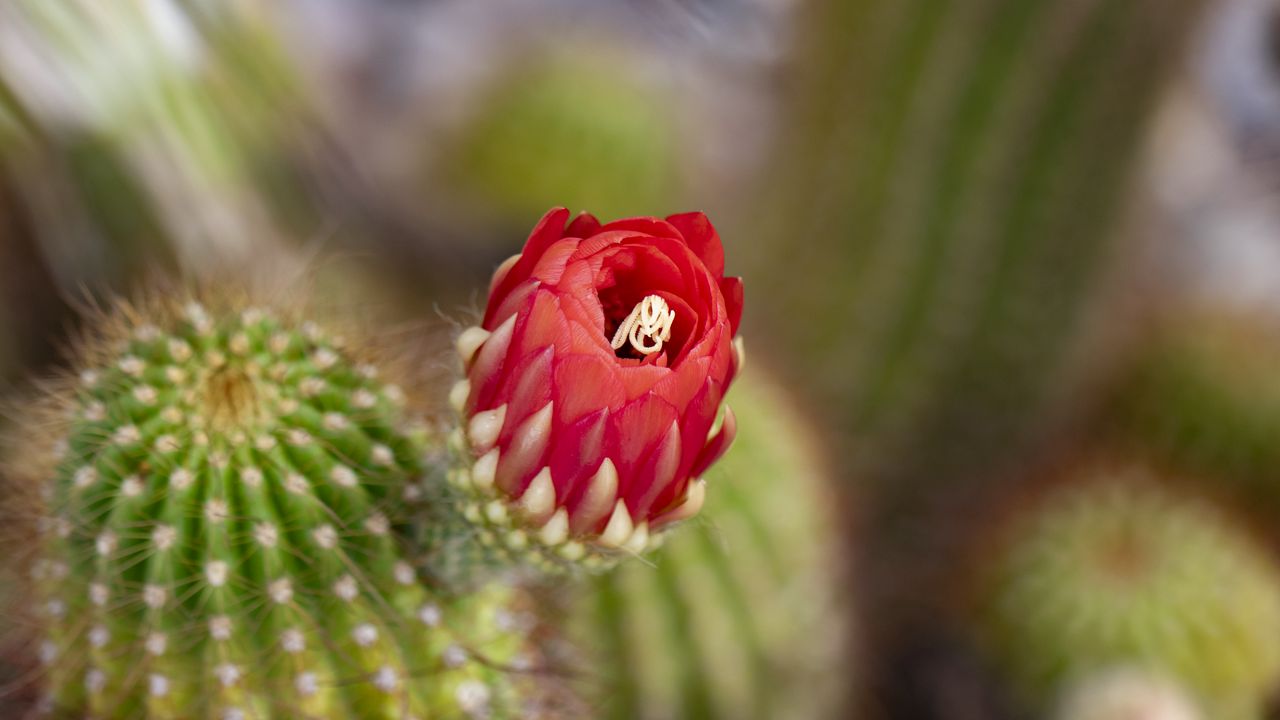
[610, 295, 675, 357]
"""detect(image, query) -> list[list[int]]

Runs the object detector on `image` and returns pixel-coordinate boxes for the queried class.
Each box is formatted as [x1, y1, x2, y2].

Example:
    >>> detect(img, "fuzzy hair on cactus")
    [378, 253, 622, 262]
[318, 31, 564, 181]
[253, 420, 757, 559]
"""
[7, 294, 540, 719]
[979, 468, 1280, 720]
[444, 208, 743, 571]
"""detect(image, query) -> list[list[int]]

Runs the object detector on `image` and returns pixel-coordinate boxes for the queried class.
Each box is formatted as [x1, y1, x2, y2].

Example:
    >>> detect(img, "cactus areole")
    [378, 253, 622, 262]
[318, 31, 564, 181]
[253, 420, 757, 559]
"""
[27, 300, 532, 719]
[449, 207, 744, 565]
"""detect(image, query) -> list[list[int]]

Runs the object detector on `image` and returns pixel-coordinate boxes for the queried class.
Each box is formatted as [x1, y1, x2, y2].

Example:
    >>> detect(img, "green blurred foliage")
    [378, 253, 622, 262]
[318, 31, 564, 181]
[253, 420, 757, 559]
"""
[1113, 313, 1280, 512]
[441, 51, 681, 224]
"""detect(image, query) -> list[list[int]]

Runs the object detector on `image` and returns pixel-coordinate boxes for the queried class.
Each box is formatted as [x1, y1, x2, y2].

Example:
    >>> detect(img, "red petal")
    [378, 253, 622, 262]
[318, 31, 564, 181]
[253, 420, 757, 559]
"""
[553, 409, 609, 507]
[569, 230, 635, 263]
[495, 401, 554, 495]
[484, 278, 539, 330]
[554, 354, 625, 423]
[666, 211, 724, 277]
[485, 208, 570, 323]
[629, 420, 682, 519]
[498, 345, 555, 442]
[511, 291, 569, 360]
[650, 356, 709, 413]
[690, 405, 736, 478]
[565, 211, 602, 238]
[720, 276, 743, 335]
[619, 364, 669, 401]
[528, 238, 579, 286]
[600, 216, 682, 241]
[526, 207, 572, 257]
[608, 394, 678, 482]
[676, 377, 723, 482]
[488, 253, 522, 296]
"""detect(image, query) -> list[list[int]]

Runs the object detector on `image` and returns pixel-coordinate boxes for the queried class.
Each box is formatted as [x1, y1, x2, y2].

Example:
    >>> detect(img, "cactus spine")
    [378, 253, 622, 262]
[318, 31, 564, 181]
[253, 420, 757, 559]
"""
[16, 296, 532, 719]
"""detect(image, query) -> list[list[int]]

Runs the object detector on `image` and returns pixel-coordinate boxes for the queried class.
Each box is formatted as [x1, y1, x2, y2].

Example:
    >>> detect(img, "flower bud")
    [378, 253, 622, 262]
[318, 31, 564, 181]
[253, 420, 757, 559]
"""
[452, 207, 743, 566]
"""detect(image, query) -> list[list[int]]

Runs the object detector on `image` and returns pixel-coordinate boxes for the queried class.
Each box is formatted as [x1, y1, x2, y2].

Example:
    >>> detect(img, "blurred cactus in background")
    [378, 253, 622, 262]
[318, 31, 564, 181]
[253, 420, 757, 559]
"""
[441, 50, 681, 225]
[0, 0, 312, 290]
[1113, 314, 1280, 506]
[978, 470, 1280, 720]
[746, 0, 1211, 713]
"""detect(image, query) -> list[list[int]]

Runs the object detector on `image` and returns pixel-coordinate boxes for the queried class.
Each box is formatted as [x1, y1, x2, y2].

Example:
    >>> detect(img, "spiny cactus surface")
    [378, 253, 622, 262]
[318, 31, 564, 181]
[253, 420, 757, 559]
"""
[17, 298, 532, 719]
[980, 470, 1280, 719]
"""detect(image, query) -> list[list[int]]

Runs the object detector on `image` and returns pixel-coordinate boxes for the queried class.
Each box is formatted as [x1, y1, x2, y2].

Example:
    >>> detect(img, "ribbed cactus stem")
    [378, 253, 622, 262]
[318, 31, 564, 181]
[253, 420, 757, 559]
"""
[21, 297, 533, 719]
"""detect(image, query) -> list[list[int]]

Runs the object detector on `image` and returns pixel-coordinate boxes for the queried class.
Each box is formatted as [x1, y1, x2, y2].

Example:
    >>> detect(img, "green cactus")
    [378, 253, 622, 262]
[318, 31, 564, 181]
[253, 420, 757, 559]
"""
[10, 296, 536, 719]
[979, 469, 1280, 719]
[569, 371, 845, 720]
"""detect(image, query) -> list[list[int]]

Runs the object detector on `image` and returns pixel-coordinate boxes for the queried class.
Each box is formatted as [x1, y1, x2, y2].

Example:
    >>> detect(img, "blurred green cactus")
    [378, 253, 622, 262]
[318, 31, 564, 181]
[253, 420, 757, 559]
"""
[10, 295, 534, 718]
[1114, 315, 1280, 505]
[979, 469, 1280, 719]
[570, 371, 845, 720]
[444, 50, 680, 223]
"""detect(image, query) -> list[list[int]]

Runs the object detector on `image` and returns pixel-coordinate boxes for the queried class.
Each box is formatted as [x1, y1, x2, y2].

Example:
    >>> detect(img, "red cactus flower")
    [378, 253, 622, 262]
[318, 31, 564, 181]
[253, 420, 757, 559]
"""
[452, 207, 743, 557]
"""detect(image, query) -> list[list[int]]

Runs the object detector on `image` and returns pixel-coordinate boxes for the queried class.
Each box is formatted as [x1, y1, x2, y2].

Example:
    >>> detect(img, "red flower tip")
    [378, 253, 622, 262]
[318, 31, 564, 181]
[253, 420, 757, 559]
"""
[453, 207, 743, 560]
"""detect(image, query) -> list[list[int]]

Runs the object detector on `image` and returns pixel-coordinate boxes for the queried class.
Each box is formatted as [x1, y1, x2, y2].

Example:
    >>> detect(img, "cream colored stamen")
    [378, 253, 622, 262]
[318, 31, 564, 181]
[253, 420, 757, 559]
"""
[610, 295, 676, 356]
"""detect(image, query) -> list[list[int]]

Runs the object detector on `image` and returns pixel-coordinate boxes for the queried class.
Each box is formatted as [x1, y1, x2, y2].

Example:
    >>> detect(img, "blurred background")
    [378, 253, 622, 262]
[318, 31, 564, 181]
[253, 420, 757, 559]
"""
[8, 0, 1280, 718]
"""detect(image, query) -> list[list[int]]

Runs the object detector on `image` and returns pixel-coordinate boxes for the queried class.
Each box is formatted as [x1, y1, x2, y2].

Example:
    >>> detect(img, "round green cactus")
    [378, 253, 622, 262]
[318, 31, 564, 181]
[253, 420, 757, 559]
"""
[979, 469, 1280, 719]
[12, 296, 536, 719]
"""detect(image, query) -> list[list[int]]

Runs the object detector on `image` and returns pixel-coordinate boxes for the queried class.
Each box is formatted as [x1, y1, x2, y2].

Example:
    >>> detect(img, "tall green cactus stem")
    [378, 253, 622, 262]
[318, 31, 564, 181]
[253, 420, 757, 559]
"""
[980, 470, 1280, 719]
[14, 297, 533, 719]
[746, 0, 1209, 709]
